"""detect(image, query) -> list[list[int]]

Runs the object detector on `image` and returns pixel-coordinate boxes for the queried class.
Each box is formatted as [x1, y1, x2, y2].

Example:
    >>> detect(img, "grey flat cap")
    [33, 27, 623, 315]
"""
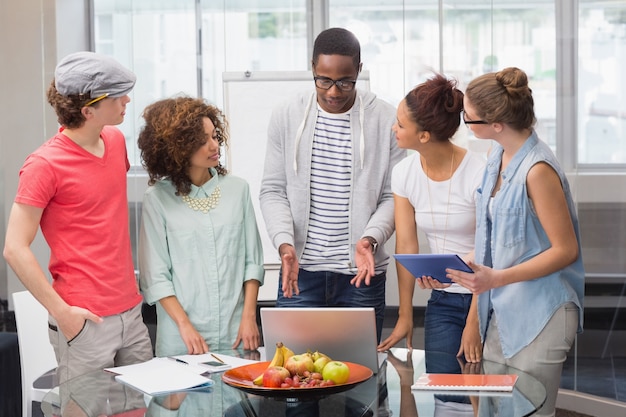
[54, 51, 136, 98]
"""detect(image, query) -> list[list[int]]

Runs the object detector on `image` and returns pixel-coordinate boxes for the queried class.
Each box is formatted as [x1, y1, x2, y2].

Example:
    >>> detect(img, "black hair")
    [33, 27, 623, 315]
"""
[312, 27, 361, 70]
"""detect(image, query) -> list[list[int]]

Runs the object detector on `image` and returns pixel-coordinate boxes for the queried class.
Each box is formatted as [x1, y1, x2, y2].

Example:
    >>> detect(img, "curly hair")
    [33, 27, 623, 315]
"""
[312, 27, 361, 70]
[404, 73, 464, 141]
[465, 67, 536, 131]
[46, 79, 101, 129]
[137, 96, 229, 196]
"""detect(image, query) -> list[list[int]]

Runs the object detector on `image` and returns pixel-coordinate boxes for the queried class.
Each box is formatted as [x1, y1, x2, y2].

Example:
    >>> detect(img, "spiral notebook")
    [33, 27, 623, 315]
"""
[411, 373, 518, 392]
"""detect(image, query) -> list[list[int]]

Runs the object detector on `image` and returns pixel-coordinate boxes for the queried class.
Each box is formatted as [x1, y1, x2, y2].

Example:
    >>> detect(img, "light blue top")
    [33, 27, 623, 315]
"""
[138, 169, 264, 356]
[474, 131, 584, 358]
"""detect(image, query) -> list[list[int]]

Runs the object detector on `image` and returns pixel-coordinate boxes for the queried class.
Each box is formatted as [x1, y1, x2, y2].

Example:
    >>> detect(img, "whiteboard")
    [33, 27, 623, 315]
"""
[222, 71, 370, 265]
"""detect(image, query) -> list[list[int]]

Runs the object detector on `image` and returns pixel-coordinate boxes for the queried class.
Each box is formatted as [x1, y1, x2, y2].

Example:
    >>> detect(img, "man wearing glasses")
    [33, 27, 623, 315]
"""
[260, 27, 404, 341]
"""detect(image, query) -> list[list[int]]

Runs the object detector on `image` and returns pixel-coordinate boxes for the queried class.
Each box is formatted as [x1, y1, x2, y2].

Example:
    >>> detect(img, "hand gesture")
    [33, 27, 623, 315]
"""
[279, 244, 299, 298]
[350, 238, 376, 287]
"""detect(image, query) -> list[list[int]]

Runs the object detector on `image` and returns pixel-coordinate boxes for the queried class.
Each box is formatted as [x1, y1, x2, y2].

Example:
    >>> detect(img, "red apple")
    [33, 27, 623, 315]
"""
[321, 361, 350, 384]
[284, 353, 315, 376]
[262, 366, 291, 388]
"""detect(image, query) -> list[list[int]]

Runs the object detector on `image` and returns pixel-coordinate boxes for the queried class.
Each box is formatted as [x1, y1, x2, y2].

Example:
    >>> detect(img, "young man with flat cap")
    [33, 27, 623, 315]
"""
[3, 51, 153, 384]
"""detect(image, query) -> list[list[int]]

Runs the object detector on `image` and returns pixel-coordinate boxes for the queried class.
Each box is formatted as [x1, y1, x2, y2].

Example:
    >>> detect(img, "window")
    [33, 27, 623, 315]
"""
[578, 0, 626, 164]
[93, 0, 308, 167]
[329, 0, 556, 152]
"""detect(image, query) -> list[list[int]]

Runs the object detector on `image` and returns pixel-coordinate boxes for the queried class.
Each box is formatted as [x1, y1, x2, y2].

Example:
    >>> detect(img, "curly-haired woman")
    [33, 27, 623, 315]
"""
[137, 96, 264, 357]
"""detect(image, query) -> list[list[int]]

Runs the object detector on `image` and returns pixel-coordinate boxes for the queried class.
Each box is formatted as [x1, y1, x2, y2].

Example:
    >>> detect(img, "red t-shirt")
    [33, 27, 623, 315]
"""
[15, 126, 141, 316]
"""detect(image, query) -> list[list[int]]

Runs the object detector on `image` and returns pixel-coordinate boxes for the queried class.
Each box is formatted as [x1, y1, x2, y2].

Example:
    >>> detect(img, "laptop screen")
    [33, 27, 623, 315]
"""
[260, 307, 381, 373]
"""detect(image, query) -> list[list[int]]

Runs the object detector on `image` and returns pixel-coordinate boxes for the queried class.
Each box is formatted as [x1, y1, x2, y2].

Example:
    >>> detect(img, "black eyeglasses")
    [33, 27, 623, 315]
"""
[313, 76, 357, 92]
[462, 110, 488, 125]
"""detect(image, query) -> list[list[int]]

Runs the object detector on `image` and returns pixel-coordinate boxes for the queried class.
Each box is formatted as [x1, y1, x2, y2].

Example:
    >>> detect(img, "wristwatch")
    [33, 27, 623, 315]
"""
[363, 236, 378, 255]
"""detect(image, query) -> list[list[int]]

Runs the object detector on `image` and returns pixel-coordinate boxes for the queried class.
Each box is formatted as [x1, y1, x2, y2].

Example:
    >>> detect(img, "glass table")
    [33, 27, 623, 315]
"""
[41, 347, 545, 417]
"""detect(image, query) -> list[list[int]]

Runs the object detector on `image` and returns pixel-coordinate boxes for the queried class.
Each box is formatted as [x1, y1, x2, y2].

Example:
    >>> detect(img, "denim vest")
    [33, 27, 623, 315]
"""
[475, 131, 584, 358]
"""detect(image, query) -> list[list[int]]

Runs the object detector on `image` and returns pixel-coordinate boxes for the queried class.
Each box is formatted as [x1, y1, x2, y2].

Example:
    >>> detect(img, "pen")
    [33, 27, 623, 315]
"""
[210, 353, 225, 364]
[168, 356, 189, 365]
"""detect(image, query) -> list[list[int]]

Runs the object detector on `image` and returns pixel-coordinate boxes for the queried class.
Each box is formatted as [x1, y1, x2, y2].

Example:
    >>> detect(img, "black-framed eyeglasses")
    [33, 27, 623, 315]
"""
[313, 76, 357, 92]
[462, 110, 488, 125]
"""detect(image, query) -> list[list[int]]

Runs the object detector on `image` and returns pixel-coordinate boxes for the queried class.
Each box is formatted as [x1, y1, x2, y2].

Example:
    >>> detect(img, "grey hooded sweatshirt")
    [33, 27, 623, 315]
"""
[259, 89, 405, 271]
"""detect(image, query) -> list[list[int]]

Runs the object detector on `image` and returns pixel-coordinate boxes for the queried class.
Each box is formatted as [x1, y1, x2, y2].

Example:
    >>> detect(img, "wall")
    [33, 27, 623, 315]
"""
[0, 0, 89, 307]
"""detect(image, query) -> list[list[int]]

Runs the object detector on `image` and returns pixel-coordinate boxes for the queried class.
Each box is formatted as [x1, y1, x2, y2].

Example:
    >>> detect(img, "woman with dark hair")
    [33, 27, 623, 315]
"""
[379, 74, 485, 361]
[378, 73, 485, 415]
[137, 96, 264, 357]
[447, 67, 584, 417]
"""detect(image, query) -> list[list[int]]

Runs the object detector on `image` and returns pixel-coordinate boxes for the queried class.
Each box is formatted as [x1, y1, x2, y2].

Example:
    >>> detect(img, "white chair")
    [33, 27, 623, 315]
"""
[12, 291, 58, 417]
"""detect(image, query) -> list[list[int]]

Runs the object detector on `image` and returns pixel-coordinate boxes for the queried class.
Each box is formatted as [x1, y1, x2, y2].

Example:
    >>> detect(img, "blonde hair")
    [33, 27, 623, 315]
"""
[465, 67, 536, 131]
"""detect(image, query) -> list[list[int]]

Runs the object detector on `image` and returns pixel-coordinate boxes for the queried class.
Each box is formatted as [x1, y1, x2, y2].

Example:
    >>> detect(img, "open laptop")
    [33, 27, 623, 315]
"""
[260, 307, 381, 373]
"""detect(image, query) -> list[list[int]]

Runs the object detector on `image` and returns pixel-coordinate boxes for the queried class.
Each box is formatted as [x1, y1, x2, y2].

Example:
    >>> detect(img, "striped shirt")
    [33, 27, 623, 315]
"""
[300, 108, 352, 273]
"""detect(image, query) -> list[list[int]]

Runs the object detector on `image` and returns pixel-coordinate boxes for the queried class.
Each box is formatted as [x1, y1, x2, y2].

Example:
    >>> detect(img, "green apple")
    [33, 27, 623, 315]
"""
[321, 361, 350, 384]
[313, 356, 331, 374]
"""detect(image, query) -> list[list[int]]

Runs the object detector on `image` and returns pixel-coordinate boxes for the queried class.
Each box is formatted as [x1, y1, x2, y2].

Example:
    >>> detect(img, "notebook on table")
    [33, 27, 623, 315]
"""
[260, 307, 381, 373]
[412, 373, 519, 392]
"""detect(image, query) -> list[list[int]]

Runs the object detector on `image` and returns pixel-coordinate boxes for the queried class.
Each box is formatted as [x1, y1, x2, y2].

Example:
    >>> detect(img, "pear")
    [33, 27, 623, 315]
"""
[311, 350, 331, 362]
[313, 356, 331, 374]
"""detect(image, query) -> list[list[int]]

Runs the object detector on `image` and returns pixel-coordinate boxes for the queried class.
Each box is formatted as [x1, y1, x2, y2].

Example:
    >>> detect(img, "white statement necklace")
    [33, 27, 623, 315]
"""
[425, 151, 454, 253]
[181, 185, 221, 214]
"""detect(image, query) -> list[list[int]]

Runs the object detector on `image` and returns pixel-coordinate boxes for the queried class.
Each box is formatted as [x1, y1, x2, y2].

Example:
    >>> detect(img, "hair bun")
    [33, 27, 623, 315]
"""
[496, 67, 531, 98]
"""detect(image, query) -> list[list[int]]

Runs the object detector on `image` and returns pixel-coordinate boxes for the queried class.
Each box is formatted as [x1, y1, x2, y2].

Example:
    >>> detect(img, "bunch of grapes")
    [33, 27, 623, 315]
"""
[280, 370, 336, 388]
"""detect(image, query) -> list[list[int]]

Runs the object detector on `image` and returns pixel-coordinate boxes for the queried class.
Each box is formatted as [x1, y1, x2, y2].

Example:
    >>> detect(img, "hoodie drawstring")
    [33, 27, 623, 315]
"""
[358, 95, 365, 170]
[293, 92, 316, 173]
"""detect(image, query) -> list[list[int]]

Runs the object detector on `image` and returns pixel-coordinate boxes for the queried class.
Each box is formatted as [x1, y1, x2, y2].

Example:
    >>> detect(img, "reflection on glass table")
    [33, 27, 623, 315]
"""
[41, 347, 545, 417]
[385, 348, 547, 417]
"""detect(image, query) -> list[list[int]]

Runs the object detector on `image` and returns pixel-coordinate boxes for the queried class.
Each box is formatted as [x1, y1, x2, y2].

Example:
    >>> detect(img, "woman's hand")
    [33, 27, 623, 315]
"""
[447, 261, 501, 294]
[177, 321, 209, 354]
[232, 316, 261, 351]
[416, 275, 451, 290]
[378, 316, 413, 352]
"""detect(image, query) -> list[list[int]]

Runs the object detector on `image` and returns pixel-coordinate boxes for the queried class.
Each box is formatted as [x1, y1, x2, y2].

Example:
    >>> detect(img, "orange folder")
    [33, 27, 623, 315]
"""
[411, 373, 518, 392]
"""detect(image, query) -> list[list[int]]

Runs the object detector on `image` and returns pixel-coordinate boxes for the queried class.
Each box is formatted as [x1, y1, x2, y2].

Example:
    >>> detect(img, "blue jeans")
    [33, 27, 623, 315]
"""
[424, 290, 473, 405]
[276, 268, 386, 342]
[424, 290, 473, 357]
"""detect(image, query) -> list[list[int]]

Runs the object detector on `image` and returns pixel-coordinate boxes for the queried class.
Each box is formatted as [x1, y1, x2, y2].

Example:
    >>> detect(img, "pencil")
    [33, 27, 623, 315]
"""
[211, 353, 225, 364]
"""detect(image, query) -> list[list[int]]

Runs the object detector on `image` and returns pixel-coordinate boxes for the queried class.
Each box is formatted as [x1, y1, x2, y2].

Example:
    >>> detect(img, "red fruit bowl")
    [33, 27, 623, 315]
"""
[221, 361, 373, 398]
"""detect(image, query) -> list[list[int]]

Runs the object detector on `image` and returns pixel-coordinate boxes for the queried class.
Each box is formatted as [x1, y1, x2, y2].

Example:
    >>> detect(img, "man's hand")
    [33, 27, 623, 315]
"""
[55, 305, 102, 341]
[350, 238, 376, 287]
[279, 244, 299, 298]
